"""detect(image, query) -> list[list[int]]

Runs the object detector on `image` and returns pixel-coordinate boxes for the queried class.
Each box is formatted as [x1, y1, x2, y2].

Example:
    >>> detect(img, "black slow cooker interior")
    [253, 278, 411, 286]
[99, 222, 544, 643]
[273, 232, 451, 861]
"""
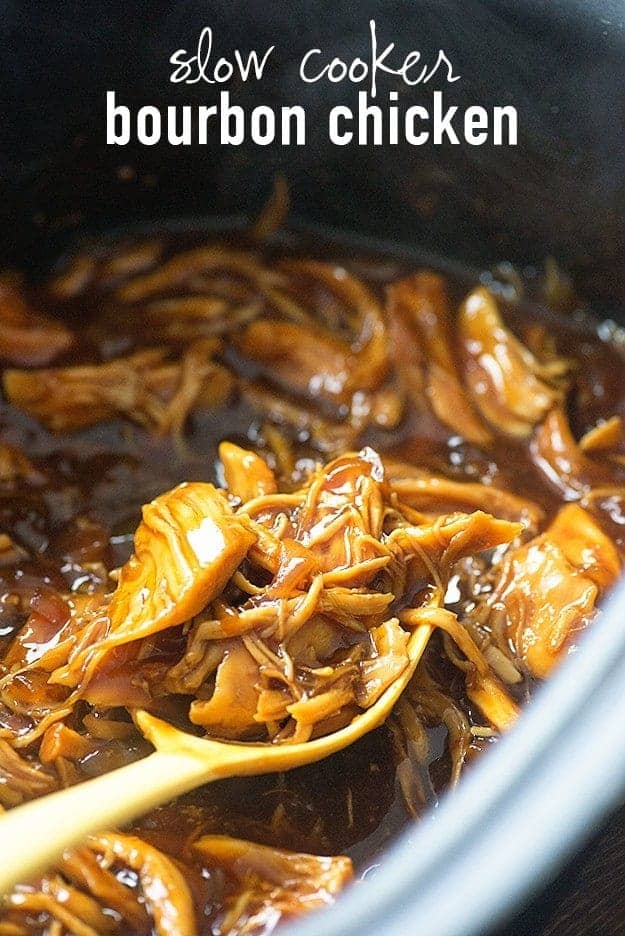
[1, 2, 625, 934]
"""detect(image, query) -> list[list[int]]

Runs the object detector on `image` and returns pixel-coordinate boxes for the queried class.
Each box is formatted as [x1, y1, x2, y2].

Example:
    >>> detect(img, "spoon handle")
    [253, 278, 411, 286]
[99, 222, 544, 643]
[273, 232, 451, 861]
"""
[0, 749, 208, 893]
[0, 622, 434, 894]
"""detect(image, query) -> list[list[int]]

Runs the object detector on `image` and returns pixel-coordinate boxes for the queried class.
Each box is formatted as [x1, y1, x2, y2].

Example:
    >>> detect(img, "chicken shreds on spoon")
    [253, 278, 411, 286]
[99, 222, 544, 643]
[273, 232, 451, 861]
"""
[0, 444, 524, 892]
[1, 445, 521, 752]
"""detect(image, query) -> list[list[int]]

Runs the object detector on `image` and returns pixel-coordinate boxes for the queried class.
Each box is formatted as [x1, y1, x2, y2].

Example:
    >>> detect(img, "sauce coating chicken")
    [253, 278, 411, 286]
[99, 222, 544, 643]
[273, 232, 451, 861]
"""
[0, 230, 623, 936]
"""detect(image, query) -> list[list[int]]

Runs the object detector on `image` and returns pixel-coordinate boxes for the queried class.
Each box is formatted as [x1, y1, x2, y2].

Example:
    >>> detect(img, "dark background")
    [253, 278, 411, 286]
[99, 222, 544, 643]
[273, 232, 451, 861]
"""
[499, 809, 625, 935]
[1, 2, 625, 933]
[2, 0, 625, 302]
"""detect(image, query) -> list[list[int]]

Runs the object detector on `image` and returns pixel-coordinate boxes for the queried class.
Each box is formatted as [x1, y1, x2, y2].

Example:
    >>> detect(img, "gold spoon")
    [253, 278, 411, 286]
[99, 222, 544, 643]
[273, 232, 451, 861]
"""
[0, 621, 432, 893]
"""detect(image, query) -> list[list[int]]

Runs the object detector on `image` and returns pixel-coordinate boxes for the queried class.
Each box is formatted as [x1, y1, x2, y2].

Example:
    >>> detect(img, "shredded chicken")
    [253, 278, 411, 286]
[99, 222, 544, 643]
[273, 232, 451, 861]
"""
[400, 606, 519, 731]
[241, 381, 357, 454]
[193, 836, 352, 933]
[0, 280, 73, 367]
[5, 881, 117, 936]
[389, 661, 473, 816]
[279, 260, 389, 392]
[57, 847, 149, 932]
[532, 406, 621, 499]
[235, 261, 388, 421]
[387, 272, 491, 444]
[236, 320, 357, 407]
[3, 343, 233, 434]
[1, 233, 624, 936]
[87, 834, 197, 936]
[459, 286, 570, 436]
[4, 834, 195, 936]
[175, 453, 509, 740]
[51, 482, 257, 690]
[488, 504, 621, 677]
[0, 447, 521, 750]
[114, 245, 278, 303]
[219, 442, 278, 503]
[385, 457, 544, 530]
[0, 740, 56, 807]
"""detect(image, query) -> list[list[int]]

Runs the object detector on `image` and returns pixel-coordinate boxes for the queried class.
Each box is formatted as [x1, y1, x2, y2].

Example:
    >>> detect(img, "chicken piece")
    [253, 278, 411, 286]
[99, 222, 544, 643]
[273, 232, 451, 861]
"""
[193, 836, 352, 931]
[400, 606, 519, 731]
[490, 504, 621, 677]
[47, 254, 97, 299]
[389, 694, 436, 816]
[286, 669, 356, 729]
[57, 847, 150, 933]
[387, 273, 491, 445]
[145, 296, 262, 342]
[579, 415, 624, 457]
[148, 295, 227, 322]
[173, 581, 387, 688]
[0, 279, 73, 366]
[3, 349, 169, 432]
[1, 592, 99, 674]
[98, 240, 164, 285]
[388, 511, 523, 589]
[4, 342, 233, 435]
[52, 483, 256, 688]
[294, 449, 388, 585]
[0, 444, 44, 485]
[236, 319, 356, 406]
[156, 339, 235, 438]
[5, 879, 117, 936]
[399, 666, 472, 791]
[495, 540, 597, 679]
[465, 670, 520, 732]
[531, 406, 617, 499]
[88, 833, 197, 936]
[459, 287, 569, 436]
[219, 441, 277, 502]
[357, 618, 410, 707]
[280, 259, 389, 393]
[115, 245, 272, 302]
[237, 260, 388, 412]
[0, 739, 57, 807]
[276, 609, 339, 668]
[242, 450, 387, 581]
[189, 642, 261, 737]
[385, 458, 544, 529]
[47, 243, 162, 299]
[113, 483, 254, 644]
[549, 502, 620, 589]
[39, 723, 95, 764]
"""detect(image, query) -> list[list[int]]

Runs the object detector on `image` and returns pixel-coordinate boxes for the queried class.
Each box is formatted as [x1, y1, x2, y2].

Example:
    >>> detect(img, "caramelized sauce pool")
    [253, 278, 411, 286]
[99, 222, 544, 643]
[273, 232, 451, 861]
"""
[1, 226, 624, 933]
